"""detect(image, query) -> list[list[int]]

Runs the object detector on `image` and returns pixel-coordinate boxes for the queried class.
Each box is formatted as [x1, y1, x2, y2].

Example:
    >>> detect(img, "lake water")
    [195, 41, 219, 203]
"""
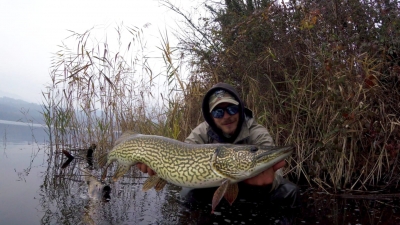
[0, 120, 399, 224]
[0, 120, 49, 224]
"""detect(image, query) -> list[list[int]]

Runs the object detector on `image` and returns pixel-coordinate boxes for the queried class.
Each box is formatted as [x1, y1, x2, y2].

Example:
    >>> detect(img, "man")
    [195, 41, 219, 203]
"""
[137, 82, 299, 207]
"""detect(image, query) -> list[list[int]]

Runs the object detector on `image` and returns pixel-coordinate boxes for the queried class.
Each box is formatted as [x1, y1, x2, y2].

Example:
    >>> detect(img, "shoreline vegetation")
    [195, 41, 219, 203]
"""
[42, 0, 399, 193]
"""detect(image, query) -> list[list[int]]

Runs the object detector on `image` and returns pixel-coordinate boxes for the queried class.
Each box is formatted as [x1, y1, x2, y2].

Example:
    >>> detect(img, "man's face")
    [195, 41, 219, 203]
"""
[211, 103, 239, 135]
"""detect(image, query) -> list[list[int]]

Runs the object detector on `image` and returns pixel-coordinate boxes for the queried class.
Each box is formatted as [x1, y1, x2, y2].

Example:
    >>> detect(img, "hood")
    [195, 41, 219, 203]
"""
[202, 83, 245, 142]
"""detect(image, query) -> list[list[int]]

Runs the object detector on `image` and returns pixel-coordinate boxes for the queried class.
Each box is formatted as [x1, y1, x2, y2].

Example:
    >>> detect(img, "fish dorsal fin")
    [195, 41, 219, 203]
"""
[114, 131, 141, 146]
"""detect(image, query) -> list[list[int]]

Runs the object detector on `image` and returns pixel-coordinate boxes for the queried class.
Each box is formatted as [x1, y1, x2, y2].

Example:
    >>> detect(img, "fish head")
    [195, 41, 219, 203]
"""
[211, 145, 294, 181]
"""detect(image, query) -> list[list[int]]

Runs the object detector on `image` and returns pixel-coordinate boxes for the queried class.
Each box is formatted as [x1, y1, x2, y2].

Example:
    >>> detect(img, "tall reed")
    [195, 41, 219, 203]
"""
[43, 0, 400, 192]
[166, 0, 400, 191]
[43, 24, 185, 157]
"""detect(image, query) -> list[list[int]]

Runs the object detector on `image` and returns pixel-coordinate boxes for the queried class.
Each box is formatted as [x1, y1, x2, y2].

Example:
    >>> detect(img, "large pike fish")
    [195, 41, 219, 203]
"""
[98, 132, 293, 213]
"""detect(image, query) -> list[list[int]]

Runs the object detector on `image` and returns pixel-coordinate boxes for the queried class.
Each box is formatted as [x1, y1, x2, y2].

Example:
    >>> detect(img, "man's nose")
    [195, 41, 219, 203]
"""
[222, 109, 231, 118]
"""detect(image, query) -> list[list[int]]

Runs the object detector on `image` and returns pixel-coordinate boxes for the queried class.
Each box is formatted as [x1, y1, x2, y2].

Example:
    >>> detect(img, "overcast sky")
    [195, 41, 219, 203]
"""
[0, 0, 200, 104]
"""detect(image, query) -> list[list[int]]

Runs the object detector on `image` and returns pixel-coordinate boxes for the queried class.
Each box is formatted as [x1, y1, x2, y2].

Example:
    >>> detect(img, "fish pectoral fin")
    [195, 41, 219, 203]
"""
[142, 175, 167, 191]
[224, 183, 239, 206]
[112, 164, 131, 182]
[211, 179, 230, 214]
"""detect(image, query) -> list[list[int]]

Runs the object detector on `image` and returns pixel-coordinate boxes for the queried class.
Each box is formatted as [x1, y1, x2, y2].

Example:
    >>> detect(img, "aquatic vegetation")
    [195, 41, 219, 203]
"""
[43, 1, 400, 193]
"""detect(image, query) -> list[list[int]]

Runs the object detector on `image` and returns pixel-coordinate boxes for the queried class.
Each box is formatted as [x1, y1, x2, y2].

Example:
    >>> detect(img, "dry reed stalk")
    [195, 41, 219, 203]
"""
[42, 0, 400, 192]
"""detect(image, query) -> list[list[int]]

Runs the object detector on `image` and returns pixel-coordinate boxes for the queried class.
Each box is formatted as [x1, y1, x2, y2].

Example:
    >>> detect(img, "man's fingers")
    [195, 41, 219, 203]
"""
[148, 168, 155, 176]
[243, 168, 274, 186]
[137, 163, 146, 173]
[137, 163, 156, 176]
[272, 160, 286, 171]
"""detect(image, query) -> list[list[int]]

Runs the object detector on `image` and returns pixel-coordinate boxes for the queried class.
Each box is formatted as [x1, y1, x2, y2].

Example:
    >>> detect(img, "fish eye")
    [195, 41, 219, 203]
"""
[250, 147, 258, 152]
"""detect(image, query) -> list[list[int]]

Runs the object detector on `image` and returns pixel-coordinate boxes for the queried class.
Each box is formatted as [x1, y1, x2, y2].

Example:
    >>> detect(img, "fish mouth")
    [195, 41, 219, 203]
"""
[242, 145, 294, 179]
[255, 145, 294, 163]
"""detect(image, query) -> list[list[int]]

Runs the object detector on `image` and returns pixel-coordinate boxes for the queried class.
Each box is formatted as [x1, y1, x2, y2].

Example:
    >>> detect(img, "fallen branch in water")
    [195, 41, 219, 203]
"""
[62, 150, 74, 160]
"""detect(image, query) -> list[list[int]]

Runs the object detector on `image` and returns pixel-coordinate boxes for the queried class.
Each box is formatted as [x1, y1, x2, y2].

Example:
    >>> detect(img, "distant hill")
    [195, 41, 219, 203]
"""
[0, 97, 44, 124]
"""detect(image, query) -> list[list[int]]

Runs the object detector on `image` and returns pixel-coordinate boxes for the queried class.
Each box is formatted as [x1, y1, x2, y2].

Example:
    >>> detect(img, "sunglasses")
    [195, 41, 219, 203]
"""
[211, 105, 239, 118]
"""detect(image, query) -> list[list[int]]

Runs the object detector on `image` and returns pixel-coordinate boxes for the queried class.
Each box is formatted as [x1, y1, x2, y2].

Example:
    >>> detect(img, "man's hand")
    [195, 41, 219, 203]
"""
[243, 160, 286, 186]
[136, 163, 156, 176]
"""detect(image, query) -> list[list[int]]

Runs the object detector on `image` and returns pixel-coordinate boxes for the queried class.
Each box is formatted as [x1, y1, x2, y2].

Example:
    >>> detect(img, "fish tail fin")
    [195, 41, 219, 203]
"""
[98, 153, 108, 168]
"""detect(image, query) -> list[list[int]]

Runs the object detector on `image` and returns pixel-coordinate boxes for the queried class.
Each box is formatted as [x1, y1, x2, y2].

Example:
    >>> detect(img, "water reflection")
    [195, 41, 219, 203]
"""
[36, 146, 400, 224]
[299, 187, 400, 224]
[39, 148, 176, 224]
[38, 144, 300, 224]
[0, 119, 48, 144]
[0, 121, 48, 225]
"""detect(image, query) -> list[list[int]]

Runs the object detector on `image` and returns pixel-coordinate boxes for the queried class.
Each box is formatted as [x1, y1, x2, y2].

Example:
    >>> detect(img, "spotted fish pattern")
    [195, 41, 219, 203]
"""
[98, 133, 293, 212]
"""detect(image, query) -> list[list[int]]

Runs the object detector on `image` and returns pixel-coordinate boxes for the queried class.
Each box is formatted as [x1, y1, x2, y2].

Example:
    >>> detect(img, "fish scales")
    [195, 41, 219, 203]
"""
[107, 136, 220, 187]
[101, 134, 293, 189]
[99, 133, 294, 213]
